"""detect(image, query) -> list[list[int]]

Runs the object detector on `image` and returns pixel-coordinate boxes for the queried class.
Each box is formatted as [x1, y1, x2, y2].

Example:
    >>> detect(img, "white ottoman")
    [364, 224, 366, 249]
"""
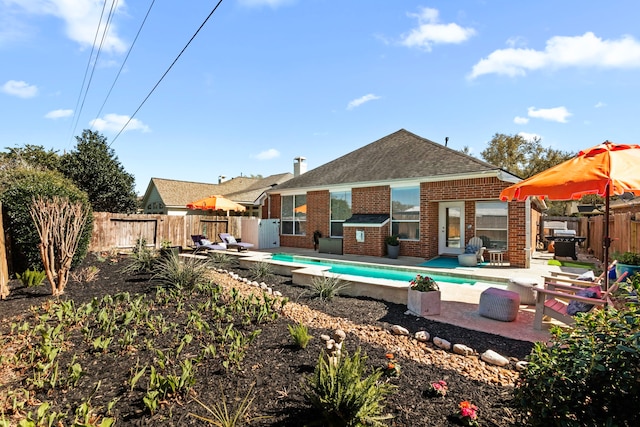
[507, 277, 538, 305]
[479, 287, 520, 322]
[458, 253, 477, 267]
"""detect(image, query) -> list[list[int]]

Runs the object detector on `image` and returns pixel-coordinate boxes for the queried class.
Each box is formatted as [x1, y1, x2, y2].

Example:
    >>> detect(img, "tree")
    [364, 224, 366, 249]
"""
[1, 168, 93, 273]
[59, 130, 137, 213]
[30, 196, 90, 296]
[480, 133, 574, 179]
[0, 144, 60, 175]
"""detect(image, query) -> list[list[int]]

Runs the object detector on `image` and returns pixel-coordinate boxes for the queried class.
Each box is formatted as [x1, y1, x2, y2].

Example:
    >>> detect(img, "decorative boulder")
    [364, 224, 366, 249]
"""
[453, 344, 474, 356]
[480, 350, 509, 367]
[433, 337, 451, 351]
[390, 325, 410, 336]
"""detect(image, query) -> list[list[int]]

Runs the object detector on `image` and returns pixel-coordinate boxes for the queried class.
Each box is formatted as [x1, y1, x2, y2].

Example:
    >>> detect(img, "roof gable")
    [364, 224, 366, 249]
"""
[272, 129, 501, 191]
[144, 173, 294, 208]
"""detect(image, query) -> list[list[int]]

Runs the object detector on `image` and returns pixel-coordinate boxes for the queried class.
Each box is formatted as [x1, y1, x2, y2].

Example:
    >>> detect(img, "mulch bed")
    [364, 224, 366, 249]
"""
[0, 253, 536, 426]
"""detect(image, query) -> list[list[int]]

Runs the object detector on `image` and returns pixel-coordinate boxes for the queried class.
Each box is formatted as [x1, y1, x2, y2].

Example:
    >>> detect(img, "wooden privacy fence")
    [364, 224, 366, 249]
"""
[578, 212, 640, 261]
[89, 213, 244, 252]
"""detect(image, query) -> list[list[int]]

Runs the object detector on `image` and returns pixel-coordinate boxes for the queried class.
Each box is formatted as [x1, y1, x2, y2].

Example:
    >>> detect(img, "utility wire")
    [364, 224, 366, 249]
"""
[72, 0, 121, 140]
[109, 0, 225, 146]
[68, 0, 111, 145]
[92, 0, 157, 126]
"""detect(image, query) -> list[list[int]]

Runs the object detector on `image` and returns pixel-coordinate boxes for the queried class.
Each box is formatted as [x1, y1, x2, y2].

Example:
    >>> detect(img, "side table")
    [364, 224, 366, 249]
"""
[488, 250, 505, 266]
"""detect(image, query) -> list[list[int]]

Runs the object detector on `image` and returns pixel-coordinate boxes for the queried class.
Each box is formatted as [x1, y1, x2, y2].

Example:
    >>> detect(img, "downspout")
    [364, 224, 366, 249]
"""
[525, 198, 532, 268]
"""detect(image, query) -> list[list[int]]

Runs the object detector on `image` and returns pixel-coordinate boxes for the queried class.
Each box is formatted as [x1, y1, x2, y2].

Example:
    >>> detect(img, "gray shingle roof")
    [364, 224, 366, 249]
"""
[272, 129, 501, 191]
[151, 173, 293, 207]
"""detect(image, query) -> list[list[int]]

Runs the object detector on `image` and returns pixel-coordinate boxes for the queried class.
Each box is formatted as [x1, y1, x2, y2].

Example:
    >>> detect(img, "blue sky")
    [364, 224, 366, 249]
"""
[2, 0, 640, 195]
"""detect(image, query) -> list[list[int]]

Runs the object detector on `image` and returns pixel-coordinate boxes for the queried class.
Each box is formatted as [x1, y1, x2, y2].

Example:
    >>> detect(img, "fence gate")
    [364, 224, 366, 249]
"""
[258, 218, 280, 249]
[113, 219, 157, 248]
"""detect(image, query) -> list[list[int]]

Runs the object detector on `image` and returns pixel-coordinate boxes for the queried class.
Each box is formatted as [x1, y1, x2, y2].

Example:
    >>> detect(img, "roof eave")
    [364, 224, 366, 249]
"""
[270, 169, 510, 195]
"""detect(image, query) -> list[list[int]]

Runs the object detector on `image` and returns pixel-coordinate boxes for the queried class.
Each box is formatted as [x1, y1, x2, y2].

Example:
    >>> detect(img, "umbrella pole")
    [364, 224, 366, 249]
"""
[603, 184, 611, 292]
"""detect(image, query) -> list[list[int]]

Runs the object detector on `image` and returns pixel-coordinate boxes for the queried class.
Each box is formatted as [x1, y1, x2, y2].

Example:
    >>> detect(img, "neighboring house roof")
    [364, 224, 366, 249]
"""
[144, 174, 293, 209]
[271, 129, 507, 192]
[225, 173, 293, 205]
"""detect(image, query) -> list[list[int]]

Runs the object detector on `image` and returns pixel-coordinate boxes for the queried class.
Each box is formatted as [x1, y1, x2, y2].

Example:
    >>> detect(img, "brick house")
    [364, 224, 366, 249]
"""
[263, 129, 537, 268]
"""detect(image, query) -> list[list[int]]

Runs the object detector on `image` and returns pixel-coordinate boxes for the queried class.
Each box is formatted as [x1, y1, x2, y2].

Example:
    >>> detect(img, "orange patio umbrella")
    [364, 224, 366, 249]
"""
[294, 204, 307, 214]
[500, 141, 640, 290]
[186, 195, 246, 212]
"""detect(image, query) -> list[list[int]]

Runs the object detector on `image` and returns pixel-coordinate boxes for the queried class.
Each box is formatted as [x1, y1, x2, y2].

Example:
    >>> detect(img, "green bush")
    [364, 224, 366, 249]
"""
[121, 239, 157, 275]
[288, 322, 312, 349]
[151, 252, 211, 291]
[613, 251, 640, 266]
[0, 168, 93, 272]
[249, 261, 274, 282]
[16, 269, 47, 287]
[304, 348, 395, 426]
[208, 252, 235, 270]
[514, 300, 640, 426]
[308, 275, 349, 301]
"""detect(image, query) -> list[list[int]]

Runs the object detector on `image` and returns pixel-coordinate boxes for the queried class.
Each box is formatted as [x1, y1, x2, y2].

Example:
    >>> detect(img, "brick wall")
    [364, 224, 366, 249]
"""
[343, 225, 388, 257]
[266, 176, 529, 267]
[344, 186, 391, 256]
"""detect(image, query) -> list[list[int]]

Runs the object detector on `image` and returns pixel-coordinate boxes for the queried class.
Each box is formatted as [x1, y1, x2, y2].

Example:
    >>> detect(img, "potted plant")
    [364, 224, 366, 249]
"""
[614, 251, 640, 279]
[386, 235, 400, 259]
[407, 274, 441, 316]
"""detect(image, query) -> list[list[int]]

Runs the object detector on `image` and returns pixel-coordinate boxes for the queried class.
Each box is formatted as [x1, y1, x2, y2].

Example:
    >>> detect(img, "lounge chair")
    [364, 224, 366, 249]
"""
[466, 236, 486, 262]
[190, 235, 226, 253]
[219, 233, 254, 252]
[542, 260, 618, 287]
[532, 270, 627, 330]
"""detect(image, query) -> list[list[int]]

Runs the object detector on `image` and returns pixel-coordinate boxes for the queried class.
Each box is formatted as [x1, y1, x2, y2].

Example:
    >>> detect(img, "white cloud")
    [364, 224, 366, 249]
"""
[347, 94, 380, 110]
[513, 116, 529, 125]
[469, 32, 640, 79]
[400, 7, 476, 51]
[518, 132, 541, 142]
[45, 109, 73, 119]
[255, 148, 280, 160]
[527, 106, 571, 123]
[90, 113, 150, 133]
[3, 0, 127, 53]
[2, 80, 38, 98]
[594, 101, 606, 108]
[237, 0, 295, 8]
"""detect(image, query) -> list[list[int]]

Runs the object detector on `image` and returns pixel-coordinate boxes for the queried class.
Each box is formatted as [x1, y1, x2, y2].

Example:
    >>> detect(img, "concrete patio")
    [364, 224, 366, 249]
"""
[240, 247, 598, 344]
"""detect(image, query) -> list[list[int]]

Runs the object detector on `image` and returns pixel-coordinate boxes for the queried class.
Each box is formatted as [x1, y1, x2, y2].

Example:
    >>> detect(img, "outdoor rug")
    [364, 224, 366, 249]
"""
[419, 256, 488, 269]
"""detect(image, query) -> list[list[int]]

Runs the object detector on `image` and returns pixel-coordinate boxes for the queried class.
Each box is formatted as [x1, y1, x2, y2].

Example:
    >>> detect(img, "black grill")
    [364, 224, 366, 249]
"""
[546, 232, 586, 260]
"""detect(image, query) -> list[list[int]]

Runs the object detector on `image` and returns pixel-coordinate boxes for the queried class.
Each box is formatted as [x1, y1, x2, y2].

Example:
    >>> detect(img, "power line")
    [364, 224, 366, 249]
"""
[109, 0, 225, 146]
[92, 0, 157, 127]
[67, 0, 111, 145]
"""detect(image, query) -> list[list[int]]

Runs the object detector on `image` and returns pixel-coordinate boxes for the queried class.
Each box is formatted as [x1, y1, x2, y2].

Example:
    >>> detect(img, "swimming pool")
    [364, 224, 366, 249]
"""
[270, 253, 498, 286]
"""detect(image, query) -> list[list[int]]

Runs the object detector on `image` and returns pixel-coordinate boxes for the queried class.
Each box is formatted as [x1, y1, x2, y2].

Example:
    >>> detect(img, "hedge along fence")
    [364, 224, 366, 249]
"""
[88, 212, 244, 252]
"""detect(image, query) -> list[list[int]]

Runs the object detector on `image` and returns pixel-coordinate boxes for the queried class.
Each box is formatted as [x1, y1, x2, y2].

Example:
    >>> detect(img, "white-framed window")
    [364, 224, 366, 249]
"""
[475, 201, 508, 250]
[330, 191, 351, 237]
[391, 187, 420, 240]
[281, 194, 307, 235]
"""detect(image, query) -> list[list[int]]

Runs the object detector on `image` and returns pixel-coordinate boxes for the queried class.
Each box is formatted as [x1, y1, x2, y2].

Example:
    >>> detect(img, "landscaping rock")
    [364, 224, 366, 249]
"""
[453, 343, 474, 356]
[414, 330, 430, 342]
[390, 325, 410, 336]
[481, 350, 510, 367]
[433, 337, 451, 351]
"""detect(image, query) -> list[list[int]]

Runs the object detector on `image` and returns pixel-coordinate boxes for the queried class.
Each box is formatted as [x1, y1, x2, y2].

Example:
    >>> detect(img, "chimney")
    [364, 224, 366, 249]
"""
[293, 156, 307, 177]
[218, 175, 226, 184]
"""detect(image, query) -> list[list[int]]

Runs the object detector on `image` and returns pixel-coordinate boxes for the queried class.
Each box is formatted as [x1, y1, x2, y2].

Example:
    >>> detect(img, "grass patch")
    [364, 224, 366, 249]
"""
[547, 259, 595, 269]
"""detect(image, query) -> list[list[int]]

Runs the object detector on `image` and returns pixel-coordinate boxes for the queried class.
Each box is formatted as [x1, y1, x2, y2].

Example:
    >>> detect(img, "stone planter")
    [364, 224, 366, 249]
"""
[387, 244, 400, 259]
[407, 289, 441, 316]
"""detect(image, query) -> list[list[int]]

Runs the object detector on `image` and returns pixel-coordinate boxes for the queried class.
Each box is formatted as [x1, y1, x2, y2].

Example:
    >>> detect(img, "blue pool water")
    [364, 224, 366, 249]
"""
[271, 253, 490, 286]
